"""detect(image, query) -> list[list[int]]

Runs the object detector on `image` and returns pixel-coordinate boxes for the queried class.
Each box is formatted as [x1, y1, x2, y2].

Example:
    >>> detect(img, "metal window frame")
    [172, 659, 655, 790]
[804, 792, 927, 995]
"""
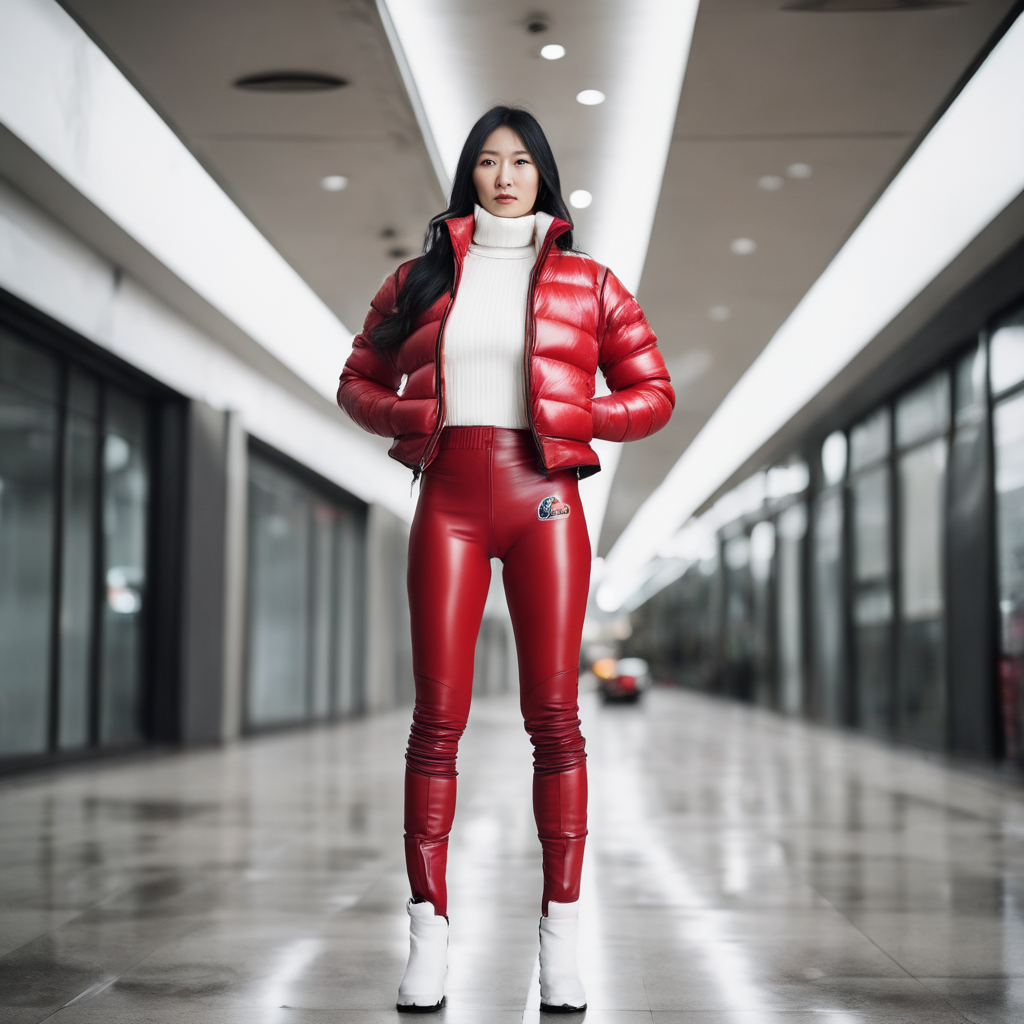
[0, 287, 182, 773]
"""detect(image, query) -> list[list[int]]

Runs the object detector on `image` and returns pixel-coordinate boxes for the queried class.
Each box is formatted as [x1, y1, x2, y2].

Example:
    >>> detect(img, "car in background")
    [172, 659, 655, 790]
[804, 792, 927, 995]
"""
[592, 656, 652, 704]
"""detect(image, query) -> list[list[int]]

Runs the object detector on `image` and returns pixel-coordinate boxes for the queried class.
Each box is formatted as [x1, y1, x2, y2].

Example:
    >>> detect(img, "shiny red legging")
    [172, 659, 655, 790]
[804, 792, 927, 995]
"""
[404, 427, 591, 917]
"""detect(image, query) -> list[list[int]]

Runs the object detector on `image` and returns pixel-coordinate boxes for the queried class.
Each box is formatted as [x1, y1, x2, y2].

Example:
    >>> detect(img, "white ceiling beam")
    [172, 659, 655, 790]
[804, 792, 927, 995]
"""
[0, 0, 353, 402]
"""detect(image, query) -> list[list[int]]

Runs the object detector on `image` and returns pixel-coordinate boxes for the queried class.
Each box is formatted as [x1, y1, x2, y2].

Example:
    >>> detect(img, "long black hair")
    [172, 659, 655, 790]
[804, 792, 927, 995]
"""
[369, 106, 575, 351]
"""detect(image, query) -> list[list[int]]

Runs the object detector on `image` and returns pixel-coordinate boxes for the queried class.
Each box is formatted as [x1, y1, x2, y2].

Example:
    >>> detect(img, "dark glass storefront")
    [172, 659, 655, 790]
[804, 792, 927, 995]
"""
[0, 312, 159, 761]
[0, 296, 373, 767]
[630, 294, 1024, 764]
[245, 448, 366, 730]
[991, 308, 1024, 760]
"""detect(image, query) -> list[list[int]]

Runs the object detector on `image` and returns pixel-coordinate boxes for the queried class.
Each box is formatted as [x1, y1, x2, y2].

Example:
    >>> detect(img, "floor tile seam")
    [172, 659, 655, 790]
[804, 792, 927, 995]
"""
[913, 976, 996, 1024]
[0, 907, 91, 967]
[808, 887, 977, 1023]
[640, 965, 655, 1014]
[79, 865, 255, 923]
[915, 974, 1024, 980]
[804, 887, 923, 979]
[27, 915, 210, 1022]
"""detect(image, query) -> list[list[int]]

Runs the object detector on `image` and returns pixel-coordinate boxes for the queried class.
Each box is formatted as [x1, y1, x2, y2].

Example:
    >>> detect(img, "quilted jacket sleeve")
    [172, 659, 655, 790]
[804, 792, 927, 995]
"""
[337, 272, 404, 437]
[591, 269, 675, 442]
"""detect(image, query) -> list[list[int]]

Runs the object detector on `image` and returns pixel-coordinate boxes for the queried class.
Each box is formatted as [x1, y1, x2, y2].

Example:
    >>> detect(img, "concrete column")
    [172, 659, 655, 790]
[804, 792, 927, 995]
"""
[219, 411, 248, 741]
[178, 399, 229, 744]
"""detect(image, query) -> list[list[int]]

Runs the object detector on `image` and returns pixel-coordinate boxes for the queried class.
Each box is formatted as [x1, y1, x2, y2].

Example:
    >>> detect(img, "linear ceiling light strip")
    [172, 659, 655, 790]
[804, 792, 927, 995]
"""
[374, 0, 451, 195]
[381, 0, 699, 294]
[586, 0, 700, 293]
[600, 10, 1024, 612]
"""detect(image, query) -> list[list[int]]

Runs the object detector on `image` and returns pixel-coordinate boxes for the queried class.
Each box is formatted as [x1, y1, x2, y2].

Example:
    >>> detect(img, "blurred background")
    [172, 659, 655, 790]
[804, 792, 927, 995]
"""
[1, 0, 1023, 770]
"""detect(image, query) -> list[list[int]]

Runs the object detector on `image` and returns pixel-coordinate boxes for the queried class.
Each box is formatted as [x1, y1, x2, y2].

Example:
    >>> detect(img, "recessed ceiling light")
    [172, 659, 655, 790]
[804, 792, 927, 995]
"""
[234, 71, 348, 92]
[541, 44, 566, 60]
[787, 162, 812, 179]
[320, 174, 348, 191]
[569, 189, 592, 209]
[730, 238, 757, 255]
[758, 175, 784, 191]
[708, 305, 730, 321]
[576, 89, 605, 106]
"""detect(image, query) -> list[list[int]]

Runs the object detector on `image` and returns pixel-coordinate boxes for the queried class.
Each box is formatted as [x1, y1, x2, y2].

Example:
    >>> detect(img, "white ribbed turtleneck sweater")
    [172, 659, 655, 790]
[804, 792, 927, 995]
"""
[442, 205, 540, 428]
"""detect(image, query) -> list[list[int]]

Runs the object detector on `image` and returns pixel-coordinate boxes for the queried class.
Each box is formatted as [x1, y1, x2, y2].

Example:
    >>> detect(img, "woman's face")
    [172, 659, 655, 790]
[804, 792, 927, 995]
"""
[472, 127, 540, 218]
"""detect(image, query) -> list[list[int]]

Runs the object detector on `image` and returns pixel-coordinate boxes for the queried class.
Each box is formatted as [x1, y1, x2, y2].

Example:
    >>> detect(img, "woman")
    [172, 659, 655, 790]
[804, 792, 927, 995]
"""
[338, 106, 674, 1013]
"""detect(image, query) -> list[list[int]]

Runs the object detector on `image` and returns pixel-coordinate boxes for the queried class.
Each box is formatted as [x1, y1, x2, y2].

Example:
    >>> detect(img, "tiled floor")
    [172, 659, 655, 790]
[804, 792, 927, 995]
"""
[2, 687, 1023, 1023]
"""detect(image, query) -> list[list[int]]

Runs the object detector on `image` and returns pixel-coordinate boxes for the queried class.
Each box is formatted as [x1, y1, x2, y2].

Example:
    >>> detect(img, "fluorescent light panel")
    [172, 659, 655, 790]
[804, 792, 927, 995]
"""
[600, 11, 1024, 611]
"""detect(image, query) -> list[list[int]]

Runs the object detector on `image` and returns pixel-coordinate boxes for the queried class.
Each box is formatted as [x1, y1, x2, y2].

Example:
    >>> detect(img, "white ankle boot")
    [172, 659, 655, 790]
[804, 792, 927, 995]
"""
[397, 899, 448, 1012]
[539, 899, 587, 1013]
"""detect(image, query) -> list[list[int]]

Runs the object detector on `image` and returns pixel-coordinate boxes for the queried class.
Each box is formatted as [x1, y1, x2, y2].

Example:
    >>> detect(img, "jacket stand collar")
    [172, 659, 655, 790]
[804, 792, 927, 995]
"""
[446, 210, 570, 263]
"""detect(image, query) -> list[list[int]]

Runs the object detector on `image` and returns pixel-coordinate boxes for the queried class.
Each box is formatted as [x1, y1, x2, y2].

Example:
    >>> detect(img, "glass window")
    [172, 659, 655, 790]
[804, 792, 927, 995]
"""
[723, 532, 754, 700]
[59, 371, 99, 749]
[993, 391, 1024, 756]
[766, 462, 809, 500]
[99, 389, 150, 746]
[955, 345, 986, 425]
[310, 501, 336, 720]
[852, 467, 890, 587]
[724, 533, 749, 570]
[776, 502, 806, 716]
[989, 306, 1024, 396]
[851, 464, 893, 736]
[247, 457, 312, 727]
[896, 372, 950, 449]
[821, 431, 847, 486]
[850, 408, 890, 473]
[334, 506, 364, 716]
[813, 488, 844, 725]
[0, 331, 58, 756]
[896, 438, 947, 748]
[0, 319, 159, 763]
[749, 520, 776, 709]
[749, 521, 775, 582]
[0, 326, 59, 401]
[899, 441, 946, 621]
[246, 453, 366, 728]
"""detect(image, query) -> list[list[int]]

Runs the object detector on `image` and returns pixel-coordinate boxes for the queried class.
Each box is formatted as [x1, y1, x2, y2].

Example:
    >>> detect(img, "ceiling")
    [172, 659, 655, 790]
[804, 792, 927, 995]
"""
[59, 0, 446, 335]
[57, 0, 1019, 553]
[607, 0, 1017, 553]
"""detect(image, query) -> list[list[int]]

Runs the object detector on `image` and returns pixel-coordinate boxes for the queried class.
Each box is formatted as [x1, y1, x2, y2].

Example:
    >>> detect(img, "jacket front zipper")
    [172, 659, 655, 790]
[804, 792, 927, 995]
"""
[523, 230, 562, 476]
[419, 221, 567, 476]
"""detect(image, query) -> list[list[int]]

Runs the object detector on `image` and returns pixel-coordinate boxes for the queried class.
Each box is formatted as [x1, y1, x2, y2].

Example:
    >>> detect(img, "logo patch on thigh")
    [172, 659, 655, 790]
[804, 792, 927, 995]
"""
[537, 496, 570, 520]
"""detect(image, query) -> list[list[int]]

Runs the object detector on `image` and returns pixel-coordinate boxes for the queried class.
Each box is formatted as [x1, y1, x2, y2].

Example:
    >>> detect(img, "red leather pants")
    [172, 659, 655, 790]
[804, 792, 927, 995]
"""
[404, 427, 591, 917]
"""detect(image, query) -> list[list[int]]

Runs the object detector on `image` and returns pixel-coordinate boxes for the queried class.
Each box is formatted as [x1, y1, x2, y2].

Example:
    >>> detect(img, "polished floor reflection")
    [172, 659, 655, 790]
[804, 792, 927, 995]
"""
[2, 688, 1024, 1023]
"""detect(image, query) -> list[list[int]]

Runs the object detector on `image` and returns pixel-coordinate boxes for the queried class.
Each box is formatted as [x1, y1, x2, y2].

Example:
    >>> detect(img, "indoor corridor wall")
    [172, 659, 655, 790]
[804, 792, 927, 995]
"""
[630, 295, 1024, 766]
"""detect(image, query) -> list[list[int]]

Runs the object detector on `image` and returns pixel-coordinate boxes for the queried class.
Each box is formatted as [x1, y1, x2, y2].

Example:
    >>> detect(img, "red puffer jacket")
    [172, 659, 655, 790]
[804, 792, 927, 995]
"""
[337, 212, 674, 477]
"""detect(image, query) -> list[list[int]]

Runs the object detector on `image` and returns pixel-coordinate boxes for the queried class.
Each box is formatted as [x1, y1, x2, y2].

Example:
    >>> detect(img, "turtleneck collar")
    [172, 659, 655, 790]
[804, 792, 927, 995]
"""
[472, 204, 536, 249]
